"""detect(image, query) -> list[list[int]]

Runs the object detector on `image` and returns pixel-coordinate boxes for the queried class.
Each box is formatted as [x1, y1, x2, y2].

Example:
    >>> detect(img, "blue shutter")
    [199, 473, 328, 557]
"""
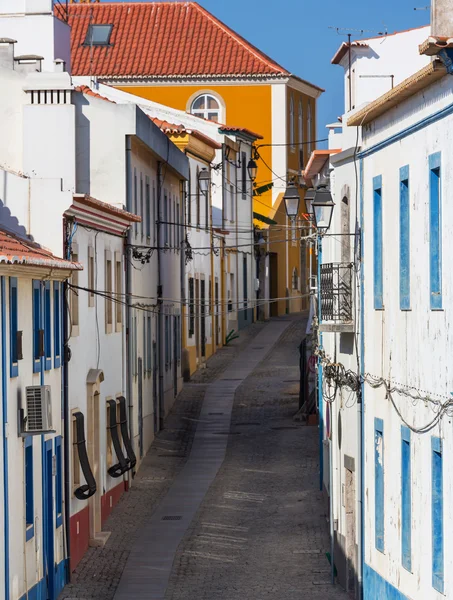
[375, 418, 384, 552]
[55, 437, 63, 527]
[373, 176, 383, 309]
[9, 277, 18, 377]
[32, 280, 42, 374]
[399, 167, 410, 310]
[429, 153, 442, 310]
[401, 426, 411, 571]
[432, 437, 444, 593]
[44, 280, 52, 371]
[25, 436, 34, 540]
[54, 282, 61, 368]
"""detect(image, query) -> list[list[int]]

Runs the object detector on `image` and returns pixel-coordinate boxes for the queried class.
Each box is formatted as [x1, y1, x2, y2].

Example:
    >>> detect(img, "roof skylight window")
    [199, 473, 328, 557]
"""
[84, 24, 113, 47]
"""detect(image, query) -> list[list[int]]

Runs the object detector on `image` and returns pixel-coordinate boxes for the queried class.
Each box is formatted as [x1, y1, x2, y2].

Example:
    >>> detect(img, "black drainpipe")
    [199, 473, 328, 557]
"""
[125, 136, 134, 471]
[62, 218, 71, 580]
[157, 160, 164, 430]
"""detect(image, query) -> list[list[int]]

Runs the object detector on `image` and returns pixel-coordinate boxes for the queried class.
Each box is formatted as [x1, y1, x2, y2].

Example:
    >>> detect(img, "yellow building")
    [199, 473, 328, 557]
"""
[65, 1, 323, 316]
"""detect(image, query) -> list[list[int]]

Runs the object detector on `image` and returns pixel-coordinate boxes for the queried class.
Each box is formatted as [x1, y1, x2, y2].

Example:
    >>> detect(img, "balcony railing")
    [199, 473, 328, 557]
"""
[320, 263, 353, 324]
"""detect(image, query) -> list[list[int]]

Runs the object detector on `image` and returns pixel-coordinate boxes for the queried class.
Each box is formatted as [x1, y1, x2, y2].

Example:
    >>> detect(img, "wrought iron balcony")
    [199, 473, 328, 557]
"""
[319, 263, 354, 332]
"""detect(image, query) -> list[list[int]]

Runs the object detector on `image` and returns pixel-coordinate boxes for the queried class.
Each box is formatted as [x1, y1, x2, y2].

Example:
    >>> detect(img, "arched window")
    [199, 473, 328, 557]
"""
[298, 100, 304, 168]
[307, 102, 313, 154]
[292, 267, 299, 291]
[191, 94, 221, 122]
[289, 94, 295, 149]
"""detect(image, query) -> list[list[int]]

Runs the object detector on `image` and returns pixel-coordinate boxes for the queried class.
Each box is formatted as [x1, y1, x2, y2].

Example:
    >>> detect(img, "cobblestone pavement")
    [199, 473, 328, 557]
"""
[165, 316, 348, 600]
[59, 321, 265, 600]
[61, 316, 347, 599]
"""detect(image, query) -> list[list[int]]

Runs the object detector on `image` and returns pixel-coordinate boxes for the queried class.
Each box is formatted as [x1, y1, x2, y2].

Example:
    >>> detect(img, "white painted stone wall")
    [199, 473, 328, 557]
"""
[359, 72, 453, 600]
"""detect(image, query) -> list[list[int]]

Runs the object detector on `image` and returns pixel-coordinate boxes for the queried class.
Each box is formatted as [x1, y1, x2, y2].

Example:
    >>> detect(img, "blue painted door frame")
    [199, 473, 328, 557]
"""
[43, 439, 55, 598]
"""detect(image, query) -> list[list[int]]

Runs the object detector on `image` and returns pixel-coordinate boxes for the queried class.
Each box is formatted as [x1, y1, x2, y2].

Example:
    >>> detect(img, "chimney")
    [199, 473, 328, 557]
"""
[431, 0, 453, 38]
[14, 55, 43, 75]
[0, 39, 16, 70]
[54, 59, 66, 73]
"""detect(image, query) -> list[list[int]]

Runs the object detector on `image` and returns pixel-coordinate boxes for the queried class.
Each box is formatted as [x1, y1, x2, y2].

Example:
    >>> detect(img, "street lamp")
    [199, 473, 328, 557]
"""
[311, 186, 335, 233]
[304, 187, 316, 216]
[198, 168, 210, 195]
[247, 158, 258, 182]
[283, 181, 300, 220]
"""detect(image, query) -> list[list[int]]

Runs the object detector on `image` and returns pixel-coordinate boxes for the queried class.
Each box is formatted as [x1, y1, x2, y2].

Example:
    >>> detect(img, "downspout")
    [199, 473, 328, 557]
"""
[221, 145, 227, 340]
[1, 277, 9, 600]
[358, 156, 365, 600]
[62, 220, 71, 579]
[209, 182, 215, 357]
[317, 236, 323, 491]
[235, 150, 239, 327]
[157, 161, 164, 429]
[125, 137, 134, 473]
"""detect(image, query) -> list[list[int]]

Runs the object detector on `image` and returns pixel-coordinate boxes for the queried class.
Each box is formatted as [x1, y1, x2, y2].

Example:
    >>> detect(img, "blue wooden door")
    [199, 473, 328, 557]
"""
[43, 439, 55, 599]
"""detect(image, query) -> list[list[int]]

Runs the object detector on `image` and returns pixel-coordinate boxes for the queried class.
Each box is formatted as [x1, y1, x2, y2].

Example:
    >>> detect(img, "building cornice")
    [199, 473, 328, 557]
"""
[347, 60, 447, 127]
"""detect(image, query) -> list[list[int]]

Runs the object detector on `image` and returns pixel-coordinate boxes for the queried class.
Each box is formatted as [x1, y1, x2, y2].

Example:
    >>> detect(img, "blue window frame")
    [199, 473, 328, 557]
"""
[54, 282, 61, 368]
[432, 437, 444, 593]
[399, 167, 410, 310]
[32, 280, 42, 374]
[10, 277, 18, 377]
[55, 437, 63, 528]
[401, 426, 411, 571]
[373, 176, 383, 309]
[44, 281, 52, 371]
[375, 418, 384, 552]
[429, 153, 442, 310]
[25, 436, 34, 540]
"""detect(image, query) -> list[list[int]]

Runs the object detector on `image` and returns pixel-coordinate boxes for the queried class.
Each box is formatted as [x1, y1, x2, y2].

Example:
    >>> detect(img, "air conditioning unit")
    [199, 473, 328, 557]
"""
[24, 386, 53, 433]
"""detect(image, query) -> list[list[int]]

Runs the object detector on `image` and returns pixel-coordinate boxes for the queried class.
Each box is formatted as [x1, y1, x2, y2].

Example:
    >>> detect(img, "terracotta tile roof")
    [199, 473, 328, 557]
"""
[0, 228, 82, 271]
[304, 149, 341, 180]
[217, 125, 263, 140]
[75, 84, 116, 103]
[62, 2, 290, 79]
[331, 41, 369, 65]
[150, 117, 222, 149]
[74, 194, 141, 222]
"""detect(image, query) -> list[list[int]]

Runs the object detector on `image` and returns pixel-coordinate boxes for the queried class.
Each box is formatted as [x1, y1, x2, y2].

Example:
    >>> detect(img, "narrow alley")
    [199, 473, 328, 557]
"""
[60, 317, 347, 600]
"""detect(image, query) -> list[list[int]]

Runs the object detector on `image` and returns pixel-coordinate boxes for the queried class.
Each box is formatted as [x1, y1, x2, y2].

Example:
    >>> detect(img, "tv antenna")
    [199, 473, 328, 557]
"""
[329, 26, 388, 111]
[414, 6, 429, 10]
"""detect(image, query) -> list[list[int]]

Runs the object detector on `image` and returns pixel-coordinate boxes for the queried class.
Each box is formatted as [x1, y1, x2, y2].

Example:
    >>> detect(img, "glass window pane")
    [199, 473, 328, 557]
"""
[86, 24, 113, 46]
[208, 113, 219, 122]
[192, 96, 206, 110]
[207, 96, 219, 109]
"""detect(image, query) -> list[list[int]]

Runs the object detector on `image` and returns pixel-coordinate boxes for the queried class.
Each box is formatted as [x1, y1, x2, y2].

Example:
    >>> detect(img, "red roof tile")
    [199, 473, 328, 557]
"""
[62, 2, 290, 79]
[0, 229, 82, 271]
[218, 125, 263, 140]
[150, 117, 222, 148]
[75, 85, 116, 103]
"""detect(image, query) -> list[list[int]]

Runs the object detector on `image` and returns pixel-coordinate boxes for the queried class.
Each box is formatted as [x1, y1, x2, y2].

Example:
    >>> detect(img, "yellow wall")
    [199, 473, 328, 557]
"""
[117, 83, 274, 215]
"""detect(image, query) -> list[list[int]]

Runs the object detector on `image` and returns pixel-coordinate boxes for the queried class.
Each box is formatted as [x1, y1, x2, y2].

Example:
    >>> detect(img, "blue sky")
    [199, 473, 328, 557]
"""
[93, 0, 429, 141]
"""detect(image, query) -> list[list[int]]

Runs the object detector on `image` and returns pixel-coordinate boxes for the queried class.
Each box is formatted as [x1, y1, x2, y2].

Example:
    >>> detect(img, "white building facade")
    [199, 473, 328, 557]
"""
[321, 8, 453, 599]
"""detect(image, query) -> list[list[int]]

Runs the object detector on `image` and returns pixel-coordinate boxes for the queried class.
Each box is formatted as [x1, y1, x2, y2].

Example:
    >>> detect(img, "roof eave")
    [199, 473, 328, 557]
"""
[347, 60, 447, 127]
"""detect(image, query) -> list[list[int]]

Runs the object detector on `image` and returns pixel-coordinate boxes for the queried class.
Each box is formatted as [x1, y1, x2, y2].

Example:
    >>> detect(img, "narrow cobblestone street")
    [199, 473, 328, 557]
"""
[61, 316, 347, 600]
